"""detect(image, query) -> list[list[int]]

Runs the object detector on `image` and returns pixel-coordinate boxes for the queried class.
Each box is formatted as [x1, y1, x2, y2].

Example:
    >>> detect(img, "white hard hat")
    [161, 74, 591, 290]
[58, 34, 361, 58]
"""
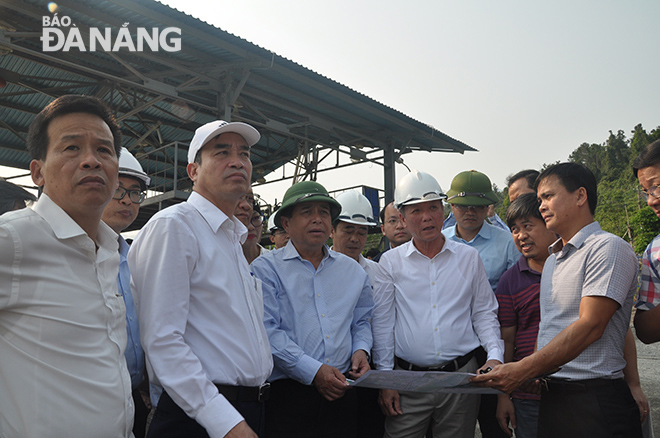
[268, 212, 283, 234]
[335, 190, 378, 226]
[394, 170, 446, 210]
[118, 147, 150, 187]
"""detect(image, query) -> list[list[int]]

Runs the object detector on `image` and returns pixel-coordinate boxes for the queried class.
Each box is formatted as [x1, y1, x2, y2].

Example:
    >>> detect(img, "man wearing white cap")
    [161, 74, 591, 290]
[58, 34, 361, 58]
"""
[129, 120, 273, 438]
[102, 147, 151, 437]
[372, 170, 503, 438]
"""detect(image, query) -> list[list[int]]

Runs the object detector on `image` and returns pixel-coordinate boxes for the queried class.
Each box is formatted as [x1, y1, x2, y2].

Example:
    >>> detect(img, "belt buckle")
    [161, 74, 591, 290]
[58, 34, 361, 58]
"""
[258, 382, 270, 402]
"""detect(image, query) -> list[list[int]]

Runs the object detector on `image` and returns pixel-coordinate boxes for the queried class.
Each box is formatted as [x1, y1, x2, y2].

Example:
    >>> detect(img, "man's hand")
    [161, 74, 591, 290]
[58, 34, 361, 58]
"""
[476, 359, 502, 375]
[225, 420, 257, 438]
[496, 393, 515, 437]
[348, 350, 370, 379]
[470, 361, 530, 394]
[378, 388, 402, 416]
[628, 382, 650, 423]
[312, 364, 349, 401]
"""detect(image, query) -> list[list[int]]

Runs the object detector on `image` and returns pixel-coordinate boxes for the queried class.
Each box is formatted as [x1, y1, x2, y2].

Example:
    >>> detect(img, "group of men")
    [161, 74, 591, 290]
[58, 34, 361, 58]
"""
[1, 94, 659, 438]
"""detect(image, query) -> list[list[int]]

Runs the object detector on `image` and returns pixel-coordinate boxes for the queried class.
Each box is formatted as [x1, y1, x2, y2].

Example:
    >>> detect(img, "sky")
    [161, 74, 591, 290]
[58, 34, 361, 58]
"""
[4, 0, 659, 207]
[155, 0, 660, 204]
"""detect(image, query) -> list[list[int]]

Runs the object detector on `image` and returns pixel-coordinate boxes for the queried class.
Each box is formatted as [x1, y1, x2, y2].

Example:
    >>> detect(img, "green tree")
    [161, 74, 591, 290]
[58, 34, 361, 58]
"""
[630, 206, 660, 253]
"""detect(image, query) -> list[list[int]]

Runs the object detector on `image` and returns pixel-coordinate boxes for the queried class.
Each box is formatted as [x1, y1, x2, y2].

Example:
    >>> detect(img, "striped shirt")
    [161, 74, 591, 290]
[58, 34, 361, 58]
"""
[496, 256, 541, 400]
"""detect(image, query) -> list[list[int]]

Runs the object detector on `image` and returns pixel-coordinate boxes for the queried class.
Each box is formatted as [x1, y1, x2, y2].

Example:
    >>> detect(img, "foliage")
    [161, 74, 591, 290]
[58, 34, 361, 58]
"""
[498, 123, 660, 254]
[630, 206, 660, 253]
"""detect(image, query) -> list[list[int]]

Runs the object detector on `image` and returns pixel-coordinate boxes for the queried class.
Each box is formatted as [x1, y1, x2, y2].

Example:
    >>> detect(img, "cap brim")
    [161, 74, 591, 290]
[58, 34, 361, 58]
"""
[275, 195, 342, 228]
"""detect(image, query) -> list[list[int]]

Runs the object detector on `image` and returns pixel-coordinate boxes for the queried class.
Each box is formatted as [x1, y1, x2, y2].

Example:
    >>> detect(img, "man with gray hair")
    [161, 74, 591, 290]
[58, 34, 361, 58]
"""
[373, 169, 503, 438]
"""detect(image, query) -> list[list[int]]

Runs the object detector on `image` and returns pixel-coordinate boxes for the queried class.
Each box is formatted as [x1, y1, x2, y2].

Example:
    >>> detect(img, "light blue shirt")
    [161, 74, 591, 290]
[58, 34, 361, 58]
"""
[118, 236, 144, 389]
[487, 213, 510, 232]
[251, 241, 374, 384]
[443, 222, 520, 291]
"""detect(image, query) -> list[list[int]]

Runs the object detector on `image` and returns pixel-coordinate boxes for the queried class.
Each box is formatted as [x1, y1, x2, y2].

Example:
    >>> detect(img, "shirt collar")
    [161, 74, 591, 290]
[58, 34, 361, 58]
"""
[550, 221, 600, 257]
[405, 235, 455, 259]
[282, 240, 332, 262]
[187, 191, 248, 242]
[32, 194, 118, 256]
[33, 194, 88, 240]
[118, 235, 130, 258]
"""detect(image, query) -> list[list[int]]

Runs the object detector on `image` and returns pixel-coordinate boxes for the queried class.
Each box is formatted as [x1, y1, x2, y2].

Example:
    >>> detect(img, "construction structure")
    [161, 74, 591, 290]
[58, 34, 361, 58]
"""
[0, 0, 475, 229]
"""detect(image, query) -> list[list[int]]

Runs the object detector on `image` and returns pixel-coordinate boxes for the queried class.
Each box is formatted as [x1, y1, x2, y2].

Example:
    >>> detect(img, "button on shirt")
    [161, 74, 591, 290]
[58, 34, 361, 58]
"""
[538, 222, 637, 380]
[372, 238, 504, 370]
[118, 236, 144, 389]
[636, 233, 660, 311]
[128, 192, 273, 438]
[443, 222, 520, 291]
[0, 194, 133, 438]
[251, 242, 374, 384]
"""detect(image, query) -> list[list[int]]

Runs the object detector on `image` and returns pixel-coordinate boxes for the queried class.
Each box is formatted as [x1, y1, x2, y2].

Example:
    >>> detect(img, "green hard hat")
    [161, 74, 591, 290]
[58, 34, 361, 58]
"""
[446, 170, 499, 206]
[274, 181, 342, 228]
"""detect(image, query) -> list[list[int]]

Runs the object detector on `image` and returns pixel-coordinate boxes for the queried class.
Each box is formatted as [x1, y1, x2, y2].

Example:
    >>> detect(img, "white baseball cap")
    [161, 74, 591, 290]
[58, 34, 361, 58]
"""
[187, 120, 260, 164]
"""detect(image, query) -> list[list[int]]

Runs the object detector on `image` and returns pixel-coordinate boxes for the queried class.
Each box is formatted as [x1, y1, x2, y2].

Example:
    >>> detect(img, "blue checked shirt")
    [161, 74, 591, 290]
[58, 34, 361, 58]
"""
[251, 242, 374, 385]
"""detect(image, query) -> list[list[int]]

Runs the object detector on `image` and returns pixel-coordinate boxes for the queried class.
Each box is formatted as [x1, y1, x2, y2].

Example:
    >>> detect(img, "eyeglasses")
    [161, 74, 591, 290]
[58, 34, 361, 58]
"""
[250, 214, 264, 227]
[452, 204, 487, 212]
[113, 186, 146, 204]
[641, 185, 660, 201]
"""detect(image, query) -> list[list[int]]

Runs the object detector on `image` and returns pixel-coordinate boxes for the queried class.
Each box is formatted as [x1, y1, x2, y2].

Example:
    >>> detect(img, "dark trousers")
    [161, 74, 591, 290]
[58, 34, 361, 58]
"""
[132, 388, 150, 438]
[146, 391, 265, 438]
[266, 379, 358, 438]
[477, 394, 509, 438]
[539, 378, 642, 438]
[356, 386, 385, 438]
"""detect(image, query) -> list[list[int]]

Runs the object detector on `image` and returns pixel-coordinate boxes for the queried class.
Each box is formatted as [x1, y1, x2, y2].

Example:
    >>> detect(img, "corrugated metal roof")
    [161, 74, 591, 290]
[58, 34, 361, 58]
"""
[0, 0, 475, 202]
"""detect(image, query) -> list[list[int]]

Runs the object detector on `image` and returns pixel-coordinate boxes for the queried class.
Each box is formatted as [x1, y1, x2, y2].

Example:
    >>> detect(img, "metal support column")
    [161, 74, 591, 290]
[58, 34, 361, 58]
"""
[383, 145, 396, 203]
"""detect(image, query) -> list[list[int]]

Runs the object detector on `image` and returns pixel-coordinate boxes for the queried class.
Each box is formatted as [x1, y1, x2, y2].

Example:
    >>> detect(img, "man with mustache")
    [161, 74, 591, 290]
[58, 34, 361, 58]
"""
[0, 95, 134, 437]
[129, 120, 273, 438]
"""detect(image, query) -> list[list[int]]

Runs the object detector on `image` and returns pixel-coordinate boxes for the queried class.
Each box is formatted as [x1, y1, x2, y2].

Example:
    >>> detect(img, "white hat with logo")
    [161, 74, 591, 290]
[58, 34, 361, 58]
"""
[187, 120, 260, 164]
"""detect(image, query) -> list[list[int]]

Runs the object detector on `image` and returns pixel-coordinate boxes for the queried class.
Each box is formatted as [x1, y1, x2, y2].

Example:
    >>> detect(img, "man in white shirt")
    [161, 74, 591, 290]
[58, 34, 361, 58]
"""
[373, 170, 504, 438]
[0, 95, 134, 437]
[331, 190, 383, 438]
[129, 120, 273, 438]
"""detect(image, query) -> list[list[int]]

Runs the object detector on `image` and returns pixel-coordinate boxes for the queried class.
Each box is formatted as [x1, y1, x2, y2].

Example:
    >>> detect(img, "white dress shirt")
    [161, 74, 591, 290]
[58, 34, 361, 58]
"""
[128, 192, 273, 438]
[372, 238, 504, 370]
[0, 194, 134, 438]
[358, 253, 379, 285]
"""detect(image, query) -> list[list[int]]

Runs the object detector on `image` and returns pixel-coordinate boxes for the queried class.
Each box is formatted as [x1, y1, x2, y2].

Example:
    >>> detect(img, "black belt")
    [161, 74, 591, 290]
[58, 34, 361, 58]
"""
[396, 348, 479, 372]
[215, 383, 270, 402]
[544, 378, 619, 393]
